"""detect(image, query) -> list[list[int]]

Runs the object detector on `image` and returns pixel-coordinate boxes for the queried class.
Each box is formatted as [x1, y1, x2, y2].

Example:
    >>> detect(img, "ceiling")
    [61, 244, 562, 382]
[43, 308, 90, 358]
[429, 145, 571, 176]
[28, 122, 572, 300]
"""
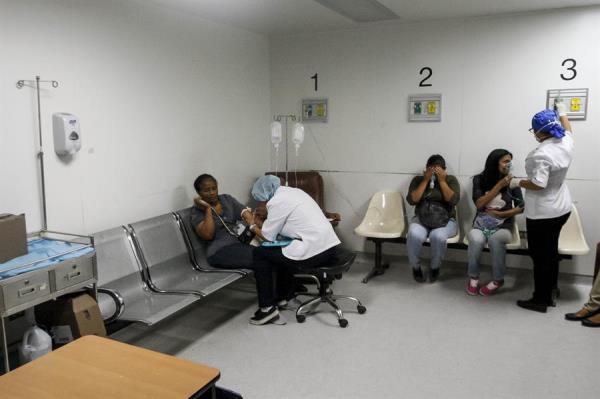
[142, 0, 600, 35]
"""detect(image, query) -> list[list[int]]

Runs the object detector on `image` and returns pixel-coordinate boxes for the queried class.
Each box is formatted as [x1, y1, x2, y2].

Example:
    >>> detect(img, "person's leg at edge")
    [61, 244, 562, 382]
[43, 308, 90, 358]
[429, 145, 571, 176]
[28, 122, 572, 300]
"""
[407, 219, 429, 282]
[467, 229, 486, 278]
[479, 228, 512, 295]
[466, 229, 485, 294]
[548, 212, 570, 300]
[428, 219, 457, 281]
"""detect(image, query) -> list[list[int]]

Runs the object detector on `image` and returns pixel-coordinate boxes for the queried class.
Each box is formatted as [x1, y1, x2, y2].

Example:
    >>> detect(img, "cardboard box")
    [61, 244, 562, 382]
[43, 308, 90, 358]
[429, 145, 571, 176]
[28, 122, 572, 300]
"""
[0, 213, 27, 263]
[35, 293, 107, 346]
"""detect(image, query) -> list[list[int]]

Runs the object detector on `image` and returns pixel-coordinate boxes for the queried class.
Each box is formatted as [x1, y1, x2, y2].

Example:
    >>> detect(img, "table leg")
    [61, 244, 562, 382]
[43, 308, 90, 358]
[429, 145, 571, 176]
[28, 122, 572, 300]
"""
[362, 240, 388, 283]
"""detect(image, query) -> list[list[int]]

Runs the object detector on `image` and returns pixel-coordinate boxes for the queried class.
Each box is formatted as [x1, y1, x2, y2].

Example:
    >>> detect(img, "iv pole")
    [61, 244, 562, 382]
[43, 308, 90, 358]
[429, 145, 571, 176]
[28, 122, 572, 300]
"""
[273, 114, 296, 185]
[16, 76, 59, 231]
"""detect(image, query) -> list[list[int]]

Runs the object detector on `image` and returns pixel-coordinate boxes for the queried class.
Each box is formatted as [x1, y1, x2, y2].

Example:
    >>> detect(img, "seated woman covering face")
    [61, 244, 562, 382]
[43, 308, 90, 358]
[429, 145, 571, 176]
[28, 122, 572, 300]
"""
[406, 154, 460, 283]
[466, 149, 523, 296]
[191, 174, 282, 324]
[248, 175, 341, 325]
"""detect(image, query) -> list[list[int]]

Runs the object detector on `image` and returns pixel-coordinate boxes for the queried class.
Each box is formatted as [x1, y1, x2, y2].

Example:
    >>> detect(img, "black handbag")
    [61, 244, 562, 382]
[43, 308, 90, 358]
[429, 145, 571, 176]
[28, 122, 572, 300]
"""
[416, 199, 450, 229]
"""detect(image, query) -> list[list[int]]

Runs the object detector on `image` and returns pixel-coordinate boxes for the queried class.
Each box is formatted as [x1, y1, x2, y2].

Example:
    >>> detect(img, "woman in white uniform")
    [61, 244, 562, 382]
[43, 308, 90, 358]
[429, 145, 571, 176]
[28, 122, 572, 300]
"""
[248, 175, 341, 325]
[514, 101, 573, 313]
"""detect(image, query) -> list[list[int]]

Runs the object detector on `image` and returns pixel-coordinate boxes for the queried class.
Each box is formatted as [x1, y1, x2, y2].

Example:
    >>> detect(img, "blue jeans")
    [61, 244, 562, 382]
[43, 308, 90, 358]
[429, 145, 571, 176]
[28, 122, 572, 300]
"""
[407, 217, 457, 270]
[467, 228, 512, 281]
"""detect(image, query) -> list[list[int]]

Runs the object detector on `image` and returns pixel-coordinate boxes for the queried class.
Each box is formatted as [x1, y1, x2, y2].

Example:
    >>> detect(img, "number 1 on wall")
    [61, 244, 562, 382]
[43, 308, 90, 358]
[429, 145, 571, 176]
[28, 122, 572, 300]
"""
[310, 73, 318, 91]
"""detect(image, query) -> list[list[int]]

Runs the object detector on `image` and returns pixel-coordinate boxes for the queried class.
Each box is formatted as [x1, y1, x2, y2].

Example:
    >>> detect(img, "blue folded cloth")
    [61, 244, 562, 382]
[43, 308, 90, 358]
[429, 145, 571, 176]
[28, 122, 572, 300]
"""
[0, 238, 94, 279]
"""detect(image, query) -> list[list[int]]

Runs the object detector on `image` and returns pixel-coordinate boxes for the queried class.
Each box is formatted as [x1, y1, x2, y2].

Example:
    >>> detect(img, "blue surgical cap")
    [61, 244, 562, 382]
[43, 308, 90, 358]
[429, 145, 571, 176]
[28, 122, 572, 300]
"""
[251, 175, 281, 202]
[531, 109, 565, 138]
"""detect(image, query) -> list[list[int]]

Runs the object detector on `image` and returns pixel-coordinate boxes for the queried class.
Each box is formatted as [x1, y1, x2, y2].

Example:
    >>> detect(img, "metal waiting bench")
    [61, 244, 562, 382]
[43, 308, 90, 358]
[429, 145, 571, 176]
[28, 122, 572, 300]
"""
[95, 211, 250, 325]
[173, 207, 251, 277]
[94, 226, 199, 325]
[128, 213, 245, 297]
[355, 191, 590, 283]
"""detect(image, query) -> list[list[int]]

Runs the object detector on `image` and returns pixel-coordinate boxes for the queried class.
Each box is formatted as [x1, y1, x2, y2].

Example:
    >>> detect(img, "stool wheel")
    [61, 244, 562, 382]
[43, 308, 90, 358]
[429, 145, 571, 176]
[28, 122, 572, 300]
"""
[296, 314, 306, 323]
[338, 318, 348, 328]
[357, 305, 367, 314]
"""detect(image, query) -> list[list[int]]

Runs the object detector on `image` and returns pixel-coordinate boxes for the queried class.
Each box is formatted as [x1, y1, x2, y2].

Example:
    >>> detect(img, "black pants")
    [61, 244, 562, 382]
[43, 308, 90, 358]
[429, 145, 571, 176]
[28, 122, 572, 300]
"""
[252, 245, 338, 306]
[526, 212, 570, 303]
[208, 243, 276, 308]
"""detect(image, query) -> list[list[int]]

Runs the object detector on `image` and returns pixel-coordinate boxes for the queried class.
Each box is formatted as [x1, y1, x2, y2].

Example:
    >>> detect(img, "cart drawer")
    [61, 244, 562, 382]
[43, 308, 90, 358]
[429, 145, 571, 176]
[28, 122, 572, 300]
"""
[53, 256, 95, 291]
[2, 272, 51, 309]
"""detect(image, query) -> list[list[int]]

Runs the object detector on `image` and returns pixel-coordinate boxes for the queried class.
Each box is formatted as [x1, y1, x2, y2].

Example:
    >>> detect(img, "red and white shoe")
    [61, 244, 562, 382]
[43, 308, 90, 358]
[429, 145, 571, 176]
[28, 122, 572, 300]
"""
[479, 280, 504, 296]
[466, 278, 479, 296]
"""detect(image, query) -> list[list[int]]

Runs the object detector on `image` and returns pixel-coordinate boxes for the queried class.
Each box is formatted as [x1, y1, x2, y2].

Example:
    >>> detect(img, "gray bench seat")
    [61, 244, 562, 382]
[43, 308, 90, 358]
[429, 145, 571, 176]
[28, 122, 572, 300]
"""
[128, 214, 245, 297]
[94, 226, 199, 325]
[173, 208, 252, 276]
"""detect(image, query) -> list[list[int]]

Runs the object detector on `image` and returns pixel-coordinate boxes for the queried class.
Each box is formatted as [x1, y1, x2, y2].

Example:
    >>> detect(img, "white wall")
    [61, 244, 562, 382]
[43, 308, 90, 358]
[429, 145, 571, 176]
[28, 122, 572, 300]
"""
[270, 7, 600, 275]
[0, 0, 271, 234]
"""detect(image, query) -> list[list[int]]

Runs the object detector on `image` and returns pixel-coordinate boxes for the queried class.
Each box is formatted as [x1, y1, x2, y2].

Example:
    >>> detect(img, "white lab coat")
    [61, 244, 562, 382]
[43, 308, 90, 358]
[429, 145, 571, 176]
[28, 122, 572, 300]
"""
[261, 186, 340, 260]
[524, 131, 573, 219]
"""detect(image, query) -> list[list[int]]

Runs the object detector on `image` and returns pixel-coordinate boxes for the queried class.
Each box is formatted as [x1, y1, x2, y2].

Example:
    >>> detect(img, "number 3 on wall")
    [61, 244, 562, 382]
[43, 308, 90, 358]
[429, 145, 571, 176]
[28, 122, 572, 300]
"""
[560, 58, 577, 81]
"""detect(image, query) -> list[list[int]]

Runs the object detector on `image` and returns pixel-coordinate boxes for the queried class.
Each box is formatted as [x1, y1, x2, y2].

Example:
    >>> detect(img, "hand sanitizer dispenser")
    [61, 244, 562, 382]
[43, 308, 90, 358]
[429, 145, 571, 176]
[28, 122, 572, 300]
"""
[53, 113, 81, 156]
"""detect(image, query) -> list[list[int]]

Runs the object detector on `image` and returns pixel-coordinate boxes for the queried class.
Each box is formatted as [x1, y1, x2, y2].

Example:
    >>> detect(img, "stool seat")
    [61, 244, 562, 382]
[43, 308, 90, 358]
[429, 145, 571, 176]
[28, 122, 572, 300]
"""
[294, 248, 366, 328]
[301, 251, 355, 276]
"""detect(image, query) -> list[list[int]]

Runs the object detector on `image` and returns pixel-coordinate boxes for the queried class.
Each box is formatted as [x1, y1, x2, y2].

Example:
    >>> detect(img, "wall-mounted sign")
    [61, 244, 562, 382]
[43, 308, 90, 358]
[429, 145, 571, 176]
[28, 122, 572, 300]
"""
[302, 98, 328, 123]
[408, 94, 441, 122]
[546, 88, 588, 120]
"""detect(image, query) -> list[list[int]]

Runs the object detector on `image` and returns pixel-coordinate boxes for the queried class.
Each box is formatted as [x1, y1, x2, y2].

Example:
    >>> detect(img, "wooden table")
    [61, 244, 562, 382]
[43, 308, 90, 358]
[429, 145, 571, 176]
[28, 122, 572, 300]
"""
[0, 335, 220, 399]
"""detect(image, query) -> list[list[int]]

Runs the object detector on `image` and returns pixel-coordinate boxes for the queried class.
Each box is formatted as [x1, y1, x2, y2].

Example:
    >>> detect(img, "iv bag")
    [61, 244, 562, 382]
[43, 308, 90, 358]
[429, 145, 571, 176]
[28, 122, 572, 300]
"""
[292, 123, 305, 148]
[270, 121, 282, 149]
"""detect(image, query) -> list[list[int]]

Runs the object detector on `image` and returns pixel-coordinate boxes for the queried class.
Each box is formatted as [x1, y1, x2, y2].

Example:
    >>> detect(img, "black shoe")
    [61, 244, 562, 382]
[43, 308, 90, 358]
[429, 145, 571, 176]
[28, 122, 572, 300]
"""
[249, 307, 280, 325]
[516, 298, 547, 313]
[412, 267, 425, 283]
[581, 314, 600, 327]
[565, 307, 600, 321]
[429, 268, 440, 283]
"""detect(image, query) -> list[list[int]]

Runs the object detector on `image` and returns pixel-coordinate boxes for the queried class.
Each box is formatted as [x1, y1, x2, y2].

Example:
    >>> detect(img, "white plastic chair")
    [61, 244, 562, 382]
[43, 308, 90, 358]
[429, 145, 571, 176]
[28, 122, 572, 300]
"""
[558, 205, 590, 255]
[355, 191, 406, 283]
[463, 217, 521, 250]
[355, 191, 406, 239]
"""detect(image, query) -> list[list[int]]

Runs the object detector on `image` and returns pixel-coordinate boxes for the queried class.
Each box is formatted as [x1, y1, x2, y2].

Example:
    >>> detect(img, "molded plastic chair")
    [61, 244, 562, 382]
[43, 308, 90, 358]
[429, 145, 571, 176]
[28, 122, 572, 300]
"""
[355, 191, 406, 239]
[558, 205, 590, 255]
[463, 217, 521, 250]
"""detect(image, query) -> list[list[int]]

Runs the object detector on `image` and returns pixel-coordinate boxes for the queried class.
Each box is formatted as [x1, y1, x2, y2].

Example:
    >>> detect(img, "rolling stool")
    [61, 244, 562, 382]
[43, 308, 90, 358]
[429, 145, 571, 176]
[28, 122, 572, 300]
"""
[294, 249, 366, 328]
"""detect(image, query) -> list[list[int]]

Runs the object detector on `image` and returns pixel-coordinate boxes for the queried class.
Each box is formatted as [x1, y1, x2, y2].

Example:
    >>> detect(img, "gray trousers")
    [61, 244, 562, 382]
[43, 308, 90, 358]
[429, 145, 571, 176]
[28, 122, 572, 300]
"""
[584, 274, 600, 311]
[407, 217, 458, 270]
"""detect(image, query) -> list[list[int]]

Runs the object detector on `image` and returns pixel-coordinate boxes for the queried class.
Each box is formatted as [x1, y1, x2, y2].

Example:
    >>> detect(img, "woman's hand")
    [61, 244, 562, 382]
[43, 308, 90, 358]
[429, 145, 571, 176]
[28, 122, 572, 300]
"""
[253, 205, 267, 228]
[434, 166, 447, 182]
[194, 197, 211, 211]
[496, 174, 512, 189]
[423, 167, 434, 181]
[486, 209, 503, 218]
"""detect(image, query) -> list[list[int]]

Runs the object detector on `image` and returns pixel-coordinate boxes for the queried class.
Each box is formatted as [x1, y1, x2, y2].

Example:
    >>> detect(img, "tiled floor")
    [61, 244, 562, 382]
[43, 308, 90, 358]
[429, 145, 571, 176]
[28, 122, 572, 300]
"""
[111, 257, 597, 399]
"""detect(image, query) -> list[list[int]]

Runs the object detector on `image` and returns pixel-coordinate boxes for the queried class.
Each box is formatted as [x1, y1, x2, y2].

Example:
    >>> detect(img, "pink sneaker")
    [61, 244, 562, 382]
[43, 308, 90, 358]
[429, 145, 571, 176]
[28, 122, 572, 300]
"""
[479, 280, 504, 296]
[466, 278, 479, 296]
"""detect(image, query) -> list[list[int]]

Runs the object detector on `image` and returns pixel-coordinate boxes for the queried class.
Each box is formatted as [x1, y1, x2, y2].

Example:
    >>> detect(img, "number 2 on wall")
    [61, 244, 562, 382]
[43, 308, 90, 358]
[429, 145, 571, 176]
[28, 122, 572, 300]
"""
[560, 58, 577, 81]
[310, 73, 318, 91]
[419, 67, 432, 87]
